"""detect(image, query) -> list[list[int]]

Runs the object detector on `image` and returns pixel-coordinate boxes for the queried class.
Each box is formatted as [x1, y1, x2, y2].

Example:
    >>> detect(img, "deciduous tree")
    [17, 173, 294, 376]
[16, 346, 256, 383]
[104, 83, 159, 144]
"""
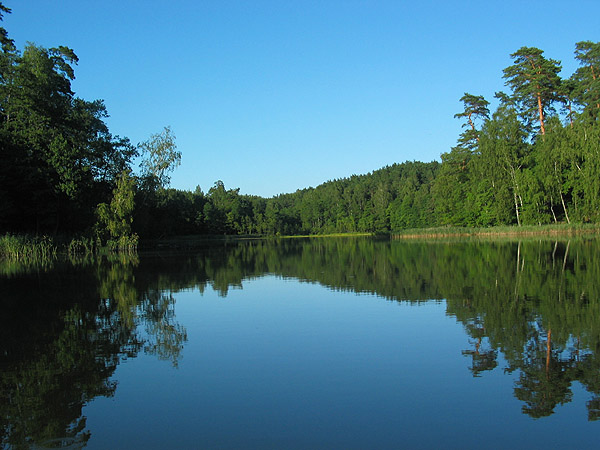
[139, 126, 181, 190]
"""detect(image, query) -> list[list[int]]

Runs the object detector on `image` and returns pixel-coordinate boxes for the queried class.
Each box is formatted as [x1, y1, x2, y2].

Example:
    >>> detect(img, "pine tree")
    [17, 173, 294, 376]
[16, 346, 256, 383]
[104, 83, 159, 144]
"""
[503, 47, 562, 135]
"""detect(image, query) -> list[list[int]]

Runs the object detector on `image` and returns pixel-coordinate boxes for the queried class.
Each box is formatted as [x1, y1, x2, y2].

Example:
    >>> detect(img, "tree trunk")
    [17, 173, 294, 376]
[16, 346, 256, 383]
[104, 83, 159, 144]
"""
[560, 191, 571, 224]
[513, 191, 521, 226]
[554, 161, 571, 224]
[567, 103, 574, 128]
[537, 92, 545, 135]
[509, 167, 523, 226]
[550, 196, 558, 223]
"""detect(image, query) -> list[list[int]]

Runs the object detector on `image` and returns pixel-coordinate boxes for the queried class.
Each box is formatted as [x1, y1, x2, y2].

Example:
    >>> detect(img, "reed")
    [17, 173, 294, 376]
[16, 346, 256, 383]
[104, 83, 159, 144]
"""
[107, 234, 139, 253]
[67, 236, 100, 256]
[0, 234, 58, 261]
[392, 223, 600, 239]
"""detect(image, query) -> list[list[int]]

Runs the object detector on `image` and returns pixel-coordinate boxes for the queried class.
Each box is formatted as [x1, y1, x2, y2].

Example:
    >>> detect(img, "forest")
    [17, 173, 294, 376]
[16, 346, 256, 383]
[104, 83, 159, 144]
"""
[1, 2, 599, 245]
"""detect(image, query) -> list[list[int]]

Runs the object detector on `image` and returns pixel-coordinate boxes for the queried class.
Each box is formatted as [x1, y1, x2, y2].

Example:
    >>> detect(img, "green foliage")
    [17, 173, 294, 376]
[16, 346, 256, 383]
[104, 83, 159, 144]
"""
[454, 92, 490, 150]
[67, 235, 98, 255]
[0, 233, 56, 260]
[426, 42, 600, 231]
[2, 3, 600, 241]
[139, 126, 181, 190]
[503, 46, 562, 135]
[96, 170, 138, 250]
[571, 41, 600, 123]
[0, 5, 136, 234]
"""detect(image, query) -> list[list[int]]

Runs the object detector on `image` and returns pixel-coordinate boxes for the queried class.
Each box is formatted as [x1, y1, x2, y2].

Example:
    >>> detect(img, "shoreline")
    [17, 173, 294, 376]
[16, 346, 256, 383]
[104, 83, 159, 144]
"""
[392, 224, 600, 239]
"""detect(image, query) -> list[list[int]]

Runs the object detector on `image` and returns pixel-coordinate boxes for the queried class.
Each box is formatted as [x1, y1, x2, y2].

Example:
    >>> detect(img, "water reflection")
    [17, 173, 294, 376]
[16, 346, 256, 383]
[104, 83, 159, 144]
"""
[0, 253, 186, 448]
[2, 237, 600, 447]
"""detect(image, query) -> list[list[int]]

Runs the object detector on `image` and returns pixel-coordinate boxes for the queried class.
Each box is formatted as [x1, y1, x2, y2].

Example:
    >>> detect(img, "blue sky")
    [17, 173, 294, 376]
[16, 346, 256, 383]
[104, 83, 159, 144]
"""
[4, 1, 600, 197]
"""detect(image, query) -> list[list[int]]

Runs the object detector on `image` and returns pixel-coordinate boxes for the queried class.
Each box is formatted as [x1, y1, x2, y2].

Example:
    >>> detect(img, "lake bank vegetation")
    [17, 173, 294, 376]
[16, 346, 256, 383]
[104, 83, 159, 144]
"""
[393, 223, 600, 239]
[0, 2, 599, 249]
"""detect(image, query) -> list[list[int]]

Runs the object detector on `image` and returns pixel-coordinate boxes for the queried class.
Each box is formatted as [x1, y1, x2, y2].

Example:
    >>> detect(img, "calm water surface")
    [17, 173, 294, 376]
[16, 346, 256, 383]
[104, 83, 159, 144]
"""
[2, 237, 600, 448]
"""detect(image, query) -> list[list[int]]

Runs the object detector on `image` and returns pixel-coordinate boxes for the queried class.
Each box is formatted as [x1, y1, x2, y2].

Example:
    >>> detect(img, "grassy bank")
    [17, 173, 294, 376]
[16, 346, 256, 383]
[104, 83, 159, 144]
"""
[392, 223, 600, 239]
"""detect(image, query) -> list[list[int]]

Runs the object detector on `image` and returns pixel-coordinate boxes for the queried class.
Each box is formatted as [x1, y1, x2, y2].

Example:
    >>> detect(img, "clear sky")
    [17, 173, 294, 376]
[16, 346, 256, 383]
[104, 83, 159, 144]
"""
[4, 1, 600, 197]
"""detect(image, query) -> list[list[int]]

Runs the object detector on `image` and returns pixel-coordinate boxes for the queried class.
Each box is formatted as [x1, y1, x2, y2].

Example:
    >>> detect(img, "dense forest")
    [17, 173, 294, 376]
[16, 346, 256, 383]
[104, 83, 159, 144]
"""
[1, 2, 599, 243]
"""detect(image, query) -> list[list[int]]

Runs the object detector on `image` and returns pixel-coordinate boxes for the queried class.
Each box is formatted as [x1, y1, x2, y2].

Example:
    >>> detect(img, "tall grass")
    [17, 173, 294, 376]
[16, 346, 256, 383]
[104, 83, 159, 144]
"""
[107, 234, 139, 253]
[0, 233, 140, 276]
[0, 233, 140, 260]
[392, 223, 600, 239]
[67, 236, 100, 256]
[0, 234, 58, 261]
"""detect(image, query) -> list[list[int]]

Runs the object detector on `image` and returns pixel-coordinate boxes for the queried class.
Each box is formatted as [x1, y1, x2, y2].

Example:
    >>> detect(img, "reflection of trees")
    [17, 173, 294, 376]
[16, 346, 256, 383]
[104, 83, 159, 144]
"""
[96, 253, 188, 367]
[3, 235, 600, 443]
[144, 236, 600, 420]
[0, 274, 140, 448]
[579, 354, 600, 421]
[97, 253, 140, 329]
[140, 290, 188, 367]
[511, 327, 574, 418]
[136, 237, 600, 420]
[461, 317, 498, 377]
[440, 239, 600, 419]
[0, 253, 187, 448]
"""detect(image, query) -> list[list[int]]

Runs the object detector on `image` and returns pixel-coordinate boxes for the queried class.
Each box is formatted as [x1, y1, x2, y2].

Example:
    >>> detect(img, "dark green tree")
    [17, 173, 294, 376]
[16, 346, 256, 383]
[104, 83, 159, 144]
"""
[0, 5, 136, 234]
[454, 93, 490, 150]
[96, 170, 138, 250]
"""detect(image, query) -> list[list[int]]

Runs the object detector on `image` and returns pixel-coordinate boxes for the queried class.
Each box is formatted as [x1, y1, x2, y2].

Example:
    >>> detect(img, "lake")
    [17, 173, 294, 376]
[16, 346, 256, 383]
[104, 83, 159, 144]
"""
[2, 236, 600, 449]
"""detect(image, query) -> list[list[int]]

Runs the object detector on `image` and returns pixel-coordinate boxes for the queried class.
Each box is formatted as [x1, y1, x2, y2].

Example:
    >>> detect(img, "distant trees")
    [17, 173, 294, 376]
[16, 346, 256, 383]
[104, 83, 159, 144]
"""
[433, 93, 490, 226]
[477, 104, 528, 225]
[122, 38, 600, 239]
[1, 0, 599, 239]
[133, 127, 185, 238]
[454, 93, 490, 149]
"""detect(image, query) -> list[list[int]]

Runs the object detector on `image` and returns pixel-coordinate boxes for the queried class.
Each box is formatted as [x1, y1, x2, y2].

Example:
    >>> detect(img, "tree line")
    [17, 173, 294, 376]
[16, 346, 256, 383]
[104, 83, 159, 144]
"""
[1, 0, 600, 241]
[0, 3, 180, 248]
[123, 41, 600, 238]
